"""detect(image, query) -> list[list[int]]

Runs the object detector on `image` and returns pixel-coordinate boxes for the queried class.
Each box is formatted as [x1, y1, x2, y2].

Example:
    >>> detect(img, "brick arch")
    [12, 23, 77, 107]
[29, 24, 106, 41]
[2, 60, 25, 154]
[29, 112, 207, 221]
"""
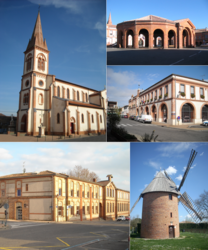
[168, 29, 176, 48]
[138, 28, 149, 48]
[179, 101, 196, 120]
[153, 28, 164, 47]
[140, 106, 144, 115]
[200, 102, 208, 120]
[126, 29, 134, 47]
[151, 104, 157, 121]
[117, 30, 123, 48]
[158, 102, 168, 120]
[145, 106, 149, 115]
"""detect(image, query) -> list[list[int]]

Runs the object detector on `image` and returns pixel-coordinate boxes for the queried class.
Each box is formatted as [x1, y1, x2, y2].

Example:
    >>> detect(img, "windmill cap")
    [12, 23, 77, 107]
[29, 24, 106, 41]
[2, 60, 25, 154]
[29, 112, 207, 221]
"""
[141, 171, 181, 197]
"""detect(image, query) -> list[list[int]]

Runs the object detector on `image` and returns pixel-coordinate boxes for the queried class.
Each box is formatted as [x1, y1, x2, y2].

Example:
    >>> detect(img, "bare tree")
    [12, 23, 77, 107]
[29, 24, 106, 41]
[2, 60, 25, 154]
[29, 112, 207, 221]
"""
[195, 190, 208, 221]
[0, 198, 8, 209]
[66, 166, 100, 182]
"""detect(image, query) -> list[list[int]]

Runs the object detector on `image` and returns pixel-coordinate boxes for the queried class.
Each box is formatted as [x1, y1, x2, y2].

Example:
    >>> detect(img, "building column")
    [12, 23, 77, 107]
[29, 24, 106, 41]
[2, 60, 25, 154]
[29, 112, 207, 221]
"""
[87, 111, 91, 133]
[177, 25, 183, 49]
[53, 85, 57, 96]
[48, 111, 51, 135]
[149, 32, 153, 49]
[67, 110, 71, 136]
[123, 30, 127, 48]
[63, 110, 67, 136]
[76, 110, 80, 135]
[96, 112, 100, 133]
[134, 33, 138, 49]
[90, 187, 92, 221]
[164, 28, 168, 49]
[80, 185, 83, 221]
[26, 110, 29, 135]
[33, 111, 36, 136]
[49, 85, 52, 110]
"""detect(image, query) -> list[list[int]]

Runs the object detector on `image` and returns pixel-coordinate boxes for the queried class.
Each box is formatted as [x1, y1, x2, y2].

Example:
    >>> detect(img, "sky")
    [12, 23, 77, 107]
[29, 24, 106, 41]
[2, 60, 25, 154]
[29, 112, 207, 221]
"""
[130, 142, 208, 222]
[0, 0, 106, 116]
[107, 66, 208, 107]
[107, 0, 208, 29]
[0, 142, 130, 191]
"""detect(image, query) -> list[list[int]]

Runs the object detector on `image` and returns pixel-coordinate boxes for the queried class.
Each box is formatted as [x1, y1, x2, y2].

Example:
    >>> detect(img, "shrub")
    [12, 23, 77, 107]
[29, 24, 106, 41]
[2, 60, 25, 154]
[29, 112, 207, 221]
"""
[181, 92, 185, 97]
[159, 95, 162, 99]
[201, 95, 205, 99]
[191, 93, 195, 98]
[150, 98, 153, 101]
[164, 93, 168, 97]
[141, 130, 159, 142]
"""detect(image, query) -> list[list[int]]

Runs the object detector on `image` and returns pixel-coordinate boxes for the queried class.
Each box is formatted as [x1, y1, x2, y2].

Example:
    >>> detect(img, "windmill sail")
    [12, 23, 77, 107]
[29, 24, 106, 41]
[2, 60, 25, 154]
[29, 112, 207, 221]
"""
[164, 170, 174, 184]
[179, 191, 203, 223]
[130, 194, 141, 214]
[178, 149, 197, 191]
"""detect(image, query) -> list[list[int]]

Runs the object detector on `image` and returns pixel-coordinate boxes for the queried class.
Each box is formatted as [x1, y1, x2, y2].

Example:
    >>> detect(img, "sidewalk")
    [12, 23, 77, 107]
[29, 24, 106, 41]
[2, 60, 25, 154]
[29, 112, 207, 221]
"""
[152, 121, 208, 131]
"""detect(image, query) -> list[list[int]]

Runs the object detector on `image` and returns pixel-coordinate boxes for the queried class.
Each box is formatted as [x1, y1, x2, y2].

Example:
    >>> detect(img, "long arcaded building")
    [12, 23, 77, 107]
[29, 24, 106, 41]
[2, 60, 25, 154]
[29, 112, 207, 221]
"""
[0, 171, 130, 221]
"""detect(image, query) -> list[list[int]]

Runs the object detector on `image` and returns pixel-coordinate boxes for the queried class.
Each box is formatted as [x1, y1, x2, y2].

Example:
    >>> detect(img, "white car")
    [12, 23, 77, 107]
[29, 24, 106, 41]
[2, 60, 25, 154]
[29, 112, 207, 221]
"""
[117, 216, 126, 221]
[138, 115, 153, 123]
[203, 120, 208, 126]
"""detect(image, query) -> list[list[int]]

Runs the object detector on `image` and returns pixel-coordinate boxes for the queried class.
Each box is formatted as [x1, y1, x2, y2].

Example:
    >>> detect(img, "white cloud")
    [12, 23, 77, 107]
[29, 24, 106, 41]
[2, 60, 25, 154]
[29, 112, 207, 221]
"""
[146, 73, 159, 81]
[191, 164, 196, 169]
[28, 0, 82, 13]
[94, 19, 105, 38]
[200, 152, 204, 156]
[176, 174, 183, 181]
[144, 184, 148, 188]
[0, 148, 13, 160]
[157, 143, 197, 157]
[149, 160, 160, 169]
[166, 166, 177, 175]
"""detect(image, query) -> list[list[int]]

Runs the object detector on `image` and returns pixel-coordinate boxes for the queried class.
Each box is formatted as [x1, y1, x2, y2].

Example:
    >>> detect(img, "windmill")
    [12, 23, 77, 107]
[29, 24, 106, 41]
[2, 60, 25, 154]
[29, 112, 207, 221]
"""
[130, 149, 204, 239]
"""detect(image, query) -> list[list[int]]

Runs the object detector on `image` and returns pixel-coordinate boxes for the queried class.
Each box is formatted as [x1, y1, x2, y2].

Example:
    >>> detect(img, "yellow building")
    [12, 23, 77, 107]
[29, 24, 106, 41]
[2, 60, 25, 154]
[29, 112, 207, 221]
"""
[0, 171, 130, 221]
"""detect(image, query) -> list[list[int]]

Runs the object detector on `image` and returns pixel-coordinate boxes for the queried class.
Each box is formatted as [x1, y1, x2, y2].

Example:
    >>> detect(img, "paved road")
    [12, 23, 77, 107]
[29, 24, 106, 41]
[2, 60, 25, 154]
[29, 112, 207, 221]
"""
[0, 220, 129, 250]
[113, 118, 208, 142]
[107, 47, 208, 65]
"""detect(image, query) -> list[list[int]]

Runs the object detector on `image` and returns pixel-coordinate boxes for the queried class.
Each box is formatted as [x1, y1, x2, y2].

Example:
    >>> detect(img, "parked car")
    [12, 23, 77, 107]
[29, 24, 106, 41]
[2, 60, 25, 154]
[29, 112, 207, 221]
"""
[202, 120, 208, 126]
[117, 216, 126, 221]
[138, 115, 153, 123]
[134, 116, 140, 121]
[124, 115, 128, 118]
[125, 216, 130, 221]
[129, 115, 135, 120]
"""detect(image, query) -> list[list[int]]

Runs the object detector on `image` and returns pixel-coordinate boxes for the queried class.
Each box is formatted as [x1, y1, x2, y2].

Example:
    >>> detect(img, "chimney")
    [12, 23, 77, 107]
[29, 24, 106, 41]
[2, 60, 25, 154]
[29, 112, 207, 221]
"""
[93, 178, 97, 182]
[107, 174, 113, 182]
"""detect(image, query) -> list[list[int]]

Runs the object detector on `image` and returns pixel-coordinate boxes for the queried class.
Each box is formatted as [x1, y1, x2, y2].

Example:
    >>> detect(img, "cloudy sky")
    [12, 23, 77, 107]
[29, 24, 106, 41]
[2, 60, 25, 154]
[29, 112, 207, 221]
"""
[107, 0, 208, 29]
[0, 0, 106, 116]
[130, 142, 208, 222]
[107, 66, 208, 107]
[0, 142, 130, 191]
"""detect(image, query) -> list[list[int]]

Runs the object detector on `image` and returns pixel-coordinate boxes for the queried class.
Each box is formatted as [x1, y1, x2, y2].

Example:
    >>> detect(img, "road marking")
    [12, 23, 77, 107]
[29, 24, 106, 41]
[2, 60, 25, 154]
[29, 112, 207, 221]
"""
[189, 53, 197, 57]
[112, 229, 128, 234]
[198, 50, 202, 53]
[57, 237, 70, 247]
[170, 59, 184, 65]
[90, 232, 107, 238]
[126, 124, 132, 126]
[61, 239, 100, 250]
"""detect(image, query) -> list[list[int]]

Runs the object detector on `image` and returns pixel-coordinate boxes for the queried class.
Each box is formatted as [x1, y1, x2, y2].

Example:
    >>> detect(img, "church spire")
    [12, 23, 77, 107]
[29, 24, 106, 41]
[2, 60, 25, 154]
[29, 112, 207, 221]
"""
[26, 10, 48, 51]
[107, 12, 112, 25]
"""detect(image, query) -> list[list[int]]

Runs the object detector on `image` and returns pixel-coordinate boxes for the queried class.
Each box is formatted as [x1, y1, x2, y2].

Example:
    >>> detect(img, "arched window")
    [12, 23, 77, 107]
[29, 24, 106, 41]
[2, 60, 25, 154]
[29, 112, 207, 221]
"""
[92, 114, 94, 123]
[77, 182, 80, 197]
[100, 115, 102, 123]
[38, 94, 43, 105]
[71, 181, 74, 197]
[77, 91, 79, 101]
[37, 53, 46, 71]
[26, 53, 32, 71]
[57, 86, 60, 97]
[81, 114, 84, 123]
[23, 93, 29, 105]
[25, 80, 29, 87]
[57, 113, 60, 123]
[67, 89, 69, 99]
[59, 179, 62, 196]
[85, 93, 88, 102]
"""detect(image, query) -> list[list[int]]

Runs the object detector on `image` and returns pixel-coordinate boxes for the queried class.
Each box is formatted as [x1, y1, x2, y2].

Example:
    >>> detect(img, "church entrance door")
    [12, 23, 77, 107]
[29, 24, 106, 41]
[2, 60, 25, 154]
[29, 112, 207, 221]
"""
[70, 123, 75, 134]
[20, 114, 27, 132]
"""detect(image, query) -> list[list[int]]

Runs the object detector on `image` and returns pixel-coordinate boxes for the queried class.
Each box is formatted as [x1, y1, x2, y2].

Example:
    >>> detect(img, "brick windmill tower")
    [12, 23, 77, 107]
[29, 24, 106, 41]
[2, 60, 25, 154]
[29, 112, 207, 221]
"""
[131, 150, 204, 239]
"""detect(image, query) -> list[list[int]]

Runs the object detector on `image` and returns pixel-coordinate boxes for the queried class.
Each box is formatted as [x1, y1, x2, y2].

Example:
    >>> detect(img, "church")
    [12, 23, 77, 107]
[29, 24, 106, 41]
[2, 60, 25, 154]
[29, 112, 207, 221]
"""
[17, 12, 106, 137]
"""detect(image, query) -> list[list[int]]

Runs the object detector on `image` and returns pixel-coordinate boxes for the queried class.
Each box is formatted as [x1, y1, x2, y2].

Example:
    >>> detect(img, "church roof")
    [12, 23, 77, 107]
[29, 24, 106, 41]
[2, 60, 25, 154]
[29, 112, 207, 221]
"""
[107, 12, 112, 25]
[141, 171, 180, 196]
[126, 15, 175, 24]
[26, 11, 48, 52]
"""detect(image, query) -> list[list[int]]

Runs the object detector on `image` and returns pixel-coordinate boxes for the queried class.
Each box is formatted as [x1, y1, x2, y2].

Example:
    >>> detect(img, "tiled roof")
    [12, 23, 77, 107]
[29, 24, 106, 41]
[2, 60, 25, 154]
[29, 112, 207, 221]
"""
[127, 15, 175, 24]
[141, 171, 180, 196]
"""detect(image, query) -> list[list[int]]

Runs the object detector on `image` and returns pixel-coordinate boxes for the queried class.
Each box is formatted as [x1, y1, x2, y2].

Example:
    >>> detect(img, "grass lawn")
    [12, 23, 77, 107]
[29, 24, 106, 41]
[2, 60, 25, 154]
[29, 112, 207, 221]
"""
[130, 232, 208, 250]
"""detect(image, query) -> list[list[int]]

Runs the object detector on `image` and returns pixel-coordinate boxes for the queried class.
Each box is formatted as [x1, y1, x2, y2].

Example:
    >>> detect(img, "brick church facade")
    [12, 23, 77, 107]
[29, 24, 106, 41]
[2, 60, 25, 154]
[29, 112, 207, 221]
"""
[117, 15, 196, 49]
[0, 171, 130, 222]
[17, 12, 106, 136]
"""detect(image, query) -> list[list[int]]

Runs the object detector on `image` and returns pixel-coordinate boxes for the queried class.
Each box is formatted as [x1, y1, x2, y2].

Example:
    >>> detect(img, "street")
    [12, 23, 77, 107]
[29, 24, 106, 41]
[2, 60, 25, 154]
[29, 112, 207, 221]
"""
[0, 220, 129, 250]
[110, 118, 208, 142]
[107, 47, 208, 65]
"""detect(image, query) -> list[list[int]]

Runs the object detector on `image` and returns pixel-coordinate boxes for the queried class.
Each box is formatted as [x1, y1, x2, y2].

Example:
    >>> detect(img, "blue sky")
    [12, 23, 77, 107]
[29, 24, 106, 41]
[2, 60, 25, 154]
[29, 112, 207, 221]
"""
[107, 0, 208, 29]
[107, 66, 208, 107]
[0, 142, 130, 191]
[0, 0, 106, 116]
[130, 142, 207, 222]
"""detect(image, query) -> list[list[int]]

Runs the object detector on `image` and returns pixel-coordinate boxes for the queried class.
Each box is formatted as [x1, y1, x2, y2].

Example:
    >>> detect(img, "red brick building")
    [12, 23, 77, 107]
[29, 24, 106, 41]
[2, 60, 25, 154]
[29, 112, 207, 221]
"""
[141, 172, 180, 239]
[195, 28, 208, 46]
[117, 15, 196, 49]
